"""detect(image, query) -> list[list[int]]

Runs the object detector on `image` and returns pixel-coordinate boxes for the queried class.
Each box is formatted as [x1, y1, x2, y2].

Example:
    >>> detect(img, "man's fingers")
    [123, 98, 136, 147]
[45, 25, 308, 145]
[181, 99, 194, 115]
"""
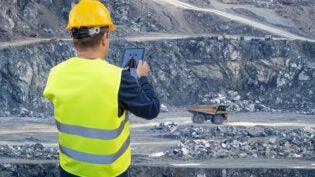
[139, 60, 149, 69]
[138, 60, 143, 67]
[136, 60, 150, 77]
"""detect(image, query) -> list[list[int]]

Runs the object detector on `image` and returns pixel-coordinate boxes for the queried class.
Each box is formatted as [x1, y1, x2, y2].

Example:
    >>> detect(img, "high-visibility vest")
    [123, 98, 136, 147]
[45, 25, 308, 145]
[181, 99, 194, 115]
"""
[43, 57, 130, 177]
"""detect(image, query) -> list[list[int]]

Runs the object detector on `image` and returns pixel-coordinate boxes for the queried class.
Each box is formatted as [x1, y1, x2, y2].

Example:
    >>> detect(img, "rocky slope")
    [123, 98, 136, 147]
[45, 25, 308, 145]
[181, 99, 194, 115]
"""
[0, 0, 70, 41]
[216, 0, 315, 38]
[1, 0, 313, 40]
[0, 0, 314, 117]
[0, 0, 259, 41]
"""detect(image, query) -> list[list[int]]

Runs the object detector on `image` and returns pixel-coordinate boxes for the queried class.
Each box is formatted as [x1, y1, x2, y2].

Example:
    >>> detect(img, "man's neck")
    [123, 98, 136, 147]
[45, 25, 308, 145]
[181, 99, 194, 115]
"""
[76, 49, 104, 59]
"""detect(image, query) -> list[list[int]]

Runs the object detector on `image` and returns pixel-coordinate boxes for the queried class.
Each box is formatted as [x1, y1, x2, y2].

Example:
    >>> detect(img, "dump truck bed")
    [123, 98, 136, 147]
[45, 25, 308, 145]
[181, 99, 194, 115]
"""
[186, 104, 220, 115]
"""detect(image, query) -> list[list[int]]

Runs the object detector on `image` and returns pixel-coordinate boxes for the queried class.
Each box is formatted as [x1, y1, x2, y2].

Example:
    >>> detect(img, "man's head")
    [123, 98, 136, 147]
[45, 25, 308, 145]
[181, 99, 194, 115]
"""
[67, 0, 116, 57]
[71, 26, 109, 50]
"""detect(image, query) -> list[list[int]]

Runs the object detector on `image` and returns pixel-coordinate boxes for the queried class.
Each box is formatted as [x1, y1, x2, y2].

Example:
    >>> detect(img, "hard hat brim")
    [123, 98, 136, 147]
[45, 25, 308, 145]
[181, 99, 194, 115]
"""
[109, 24, 116, 31]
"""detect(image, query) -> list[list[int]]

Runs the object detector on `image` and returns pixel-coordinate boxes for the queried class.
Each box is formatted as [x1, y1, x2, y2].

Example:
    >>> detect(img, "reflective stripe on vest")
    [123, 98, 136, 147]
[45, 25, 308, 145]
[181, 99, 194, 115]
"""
[59, 136, 130, 164]
[56, 117, 129, 140]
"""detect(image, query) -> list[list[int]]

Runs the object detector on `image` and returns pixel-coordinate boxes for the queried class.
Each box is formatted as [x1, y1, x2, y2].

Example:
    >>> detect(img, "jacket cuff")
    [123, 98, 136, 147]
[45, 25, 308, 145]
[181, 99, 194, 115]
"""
[138, 76, 149, 85]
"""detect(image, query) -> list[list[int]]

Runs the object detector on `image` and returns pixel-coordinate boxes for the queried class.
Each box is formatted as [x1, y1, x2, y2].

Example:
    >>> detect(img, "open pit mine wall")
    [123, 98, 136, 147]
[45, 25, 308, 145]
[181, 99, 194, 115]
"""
[0, 37, 314, 117]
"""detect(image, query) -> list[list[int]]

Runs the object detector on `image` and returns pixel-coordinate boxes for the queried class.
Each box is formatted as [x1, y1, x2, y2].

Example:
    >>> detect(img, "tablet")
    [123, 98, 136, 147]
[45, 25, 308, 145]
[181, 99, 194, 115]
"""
[121, 48, 145, 79]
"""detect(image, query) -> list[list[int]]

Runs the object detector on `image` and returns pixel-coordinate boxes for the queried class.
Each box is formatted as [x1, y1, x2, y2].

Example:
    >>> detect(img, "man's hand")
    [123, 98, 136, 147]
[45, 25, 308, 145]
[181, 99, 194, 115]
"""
[137, 60, 150, 78]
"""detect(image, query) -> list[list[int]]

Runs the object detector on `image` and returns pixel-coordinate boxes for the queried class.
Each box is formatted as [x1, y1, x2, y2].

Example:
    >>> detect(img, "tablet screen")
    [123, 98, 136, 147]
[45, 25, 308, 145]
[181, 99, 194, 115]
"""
[121, 48, 145, 80]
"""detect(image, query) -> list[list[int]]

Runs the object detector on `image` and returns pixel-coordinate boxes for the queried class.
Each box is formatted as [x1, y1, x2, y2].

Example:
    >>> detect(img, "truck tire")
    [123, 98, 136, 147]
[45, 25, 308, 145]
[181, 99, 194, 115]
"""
[211, 114, 224, 124]
[192, 113, 205, 124]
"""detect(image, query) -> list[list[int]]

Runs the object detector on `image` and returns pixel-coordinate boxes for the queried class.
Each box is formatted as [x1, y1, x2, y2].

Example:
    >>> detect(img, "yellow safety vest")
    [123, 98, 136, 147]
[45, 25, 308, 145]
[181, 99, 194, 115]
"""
[43, 57, 130, 177]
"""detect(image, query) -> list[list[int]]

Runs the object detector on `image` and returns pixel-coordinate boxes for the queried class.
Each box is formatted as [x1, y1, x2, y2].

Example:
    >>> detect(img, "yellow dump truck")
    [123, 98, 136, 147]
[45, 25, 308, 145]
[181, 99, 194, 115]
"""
[186, 104, 229, 124]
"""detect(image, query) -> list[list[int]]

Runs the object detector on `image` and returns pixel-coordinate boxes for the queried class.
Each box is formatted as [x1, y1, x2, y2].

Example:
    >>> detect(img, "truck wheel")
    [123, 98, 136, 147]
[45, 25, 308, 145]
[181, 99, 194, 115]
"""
[211, 115, 224, 124]
[192, 114, 205, 124]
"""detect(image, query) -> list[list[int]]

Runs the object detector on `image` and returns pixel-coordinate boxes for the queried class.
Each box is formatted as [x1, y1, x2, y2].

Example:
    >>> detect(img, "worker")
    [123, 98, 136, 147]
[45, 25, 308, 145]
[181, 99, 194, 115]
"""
[43, 0, 160, 177]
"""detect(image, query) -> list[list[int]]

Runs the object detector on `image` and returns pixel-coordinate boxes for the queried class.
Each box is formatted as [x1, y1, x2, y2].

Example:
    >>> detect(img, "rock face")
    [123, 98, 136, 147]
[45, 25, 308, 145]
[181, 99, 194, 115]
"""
[0, 41, 75, 117]
[114, 38, 314, 114]
[0, 38, 314, 117]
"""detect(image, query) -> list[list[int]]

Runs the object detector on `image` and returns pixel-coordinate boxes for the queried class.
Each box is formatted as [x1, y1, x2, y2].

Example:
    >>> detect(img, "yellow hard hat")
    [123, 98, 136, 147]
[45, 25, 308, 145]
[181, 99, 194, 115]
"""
[67, 0, 116, 31]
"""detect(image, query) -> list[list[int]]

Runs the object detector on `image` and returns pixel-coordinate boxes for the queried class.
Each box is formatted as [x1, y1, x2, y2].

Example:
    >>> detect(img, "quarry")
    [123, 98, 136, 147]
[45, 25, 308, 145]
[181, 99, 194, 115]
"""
[0, 0, 314, 176]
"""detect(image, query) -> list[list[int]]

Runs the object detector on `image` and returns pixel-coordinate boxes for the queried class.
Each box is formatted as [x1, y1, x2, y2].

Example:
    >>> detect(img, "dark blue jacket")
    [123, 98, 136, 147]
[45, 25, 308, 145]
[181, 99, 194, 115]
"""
[118, 70, 160, 119]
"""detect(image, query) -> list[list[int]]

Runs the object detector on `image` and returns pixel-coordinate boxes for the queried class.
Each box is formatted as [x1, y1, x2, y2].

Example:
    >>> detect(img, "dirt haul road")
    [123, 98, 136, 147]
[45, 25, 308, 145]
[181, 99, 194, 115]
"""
[0, 109, 314, 151]
[0, 109, 314, 169]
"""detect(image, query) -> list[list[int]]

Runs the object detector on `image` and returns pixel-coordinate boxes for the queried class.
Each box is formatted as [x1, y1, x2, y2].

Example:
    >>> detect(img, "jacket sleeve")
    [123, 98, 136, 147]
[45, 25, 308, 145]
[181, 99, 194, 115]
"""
[118, 70, 160, 119]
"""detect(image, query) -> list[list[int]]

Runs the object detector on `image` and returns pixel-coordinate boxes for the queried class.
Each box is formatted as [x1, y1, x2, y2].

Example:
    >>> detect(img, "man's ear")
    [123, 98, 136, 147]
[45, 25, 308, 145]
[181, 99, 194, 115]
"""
[101, 33, 108, 46]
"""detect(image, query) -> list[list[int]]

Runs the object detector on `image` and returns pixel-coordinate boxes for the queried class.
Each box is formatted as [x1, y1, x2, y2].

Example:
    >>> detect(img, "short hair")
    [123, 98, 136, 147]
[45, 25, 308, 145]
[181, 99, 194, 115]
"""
[72, 27, 109, 50]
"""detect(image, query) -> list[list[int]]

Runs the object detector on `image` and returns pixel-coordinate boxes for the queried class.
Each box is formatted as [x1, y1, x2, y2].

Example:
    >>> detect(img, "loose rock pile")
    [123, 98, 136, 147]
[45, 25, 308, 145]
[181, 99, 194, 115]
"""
[0, 143, 58, 160]
[155, 122, 315, 160]
[200, 91, 275, 113]
[1, 123, 314, 161]
[200, 89, 315, 115]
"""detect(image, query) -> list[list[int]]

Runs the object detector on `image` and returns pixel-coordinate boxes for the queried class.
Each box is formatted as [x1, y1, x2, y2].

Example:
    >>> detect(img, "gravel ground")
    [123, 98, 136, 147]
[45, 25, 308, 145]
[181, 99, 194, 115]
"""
[154, 122, 315, 160]
[0, 110, 314, 162]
